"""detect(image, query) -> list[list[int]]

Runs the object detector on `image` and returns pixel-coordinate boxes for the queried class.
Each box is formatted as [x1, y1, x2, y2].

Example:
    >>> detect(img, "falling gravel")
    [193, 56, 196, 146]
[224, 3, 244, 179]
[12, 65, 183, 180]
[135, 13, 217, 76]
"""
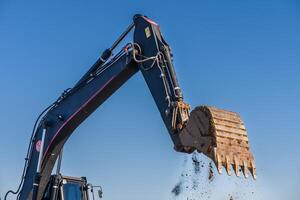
[172, 181, 183, 196]
[208, 162, 214, 182]
[192, 153, 201, 174]
[171, 152, 213, 199]
[170, 152, 258, 200]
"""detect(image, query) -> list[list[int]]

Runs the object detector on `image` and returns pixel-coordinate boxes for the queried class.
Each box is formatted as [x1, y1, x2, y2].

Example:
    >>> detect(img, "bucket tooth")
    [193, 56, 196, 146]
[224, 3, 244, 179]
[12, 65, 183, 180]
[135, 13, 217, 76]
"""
[233, 156, 240, 177]
[242, 160, 249, 178]
[249, 160, 257, 180]
[225, 155, 232, 176]
[213, 147, 218, 161]
[212, 147, 223, 174]
[216, 153, 223, 174]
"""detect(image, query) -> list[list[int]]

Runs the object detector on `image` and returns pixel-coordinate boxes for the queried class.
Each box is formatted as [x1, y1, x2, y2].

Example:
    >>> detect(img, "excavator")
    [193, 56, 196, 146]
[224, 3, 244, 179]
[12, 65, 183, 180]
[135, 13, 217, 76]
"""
[4, 14, 256, 200]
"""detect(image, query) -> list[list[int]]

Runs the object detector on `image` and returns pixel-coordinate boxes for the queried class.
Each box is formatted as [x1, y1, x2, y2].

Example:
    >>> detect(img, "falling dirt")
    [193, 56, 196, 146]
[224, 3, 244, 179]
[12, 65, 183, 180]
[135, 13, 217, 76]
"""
[170, 152, 257, 200]
[192, 153, 201, 174]
[225, 175, 257, 200]
[171, 181, 183, 196]
[208, 162, 214, 182]
[171, 152, 214, 199]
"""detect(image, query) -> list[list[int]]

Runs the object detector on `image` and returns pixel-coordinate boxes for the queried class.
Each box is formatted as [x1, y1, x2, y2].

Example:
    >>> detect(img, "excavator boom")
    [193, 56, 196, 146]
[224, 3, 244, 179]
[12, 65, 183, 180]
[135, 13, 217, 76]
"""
[9, 14, 255, 200]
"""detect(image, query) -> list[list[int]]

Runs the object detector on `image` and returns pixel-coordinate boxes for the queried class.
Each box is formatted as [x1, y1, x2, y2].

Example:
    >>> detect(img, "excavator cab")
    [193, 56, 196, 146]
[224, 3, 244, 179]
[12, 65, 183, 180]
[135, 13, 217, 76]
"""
[42, 175, 102, 200]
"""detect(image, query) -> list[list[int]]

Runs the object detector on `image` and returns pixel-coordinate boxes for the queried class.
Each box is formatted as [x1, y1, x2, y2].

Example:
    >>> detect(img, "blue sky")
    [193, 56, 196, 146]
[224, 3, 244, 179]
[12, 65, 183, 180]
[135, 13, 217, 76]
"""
[1, 1, 300, 199]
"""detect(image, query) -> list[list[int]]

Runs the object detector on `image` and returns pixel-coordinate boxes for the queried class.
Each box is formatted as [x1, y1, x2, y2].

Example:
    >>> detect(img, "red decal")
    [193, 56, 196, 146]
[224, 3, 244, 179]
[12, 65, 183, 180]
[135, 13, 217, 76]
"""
[145, 17, 158, 26]
[36, 140, 42, 152]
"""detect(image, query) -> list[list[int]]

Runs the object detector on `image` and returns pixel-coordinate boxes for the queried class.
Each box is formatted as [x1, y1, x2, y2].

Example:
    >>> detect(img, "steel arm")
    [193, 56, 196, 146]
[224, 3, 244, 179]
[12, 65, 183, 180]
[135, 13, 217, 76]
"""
[133, 15, 190, 149]
[19, 15, 189, 200]
[18, 14, 204, 200]
[17, 14, 256, 200]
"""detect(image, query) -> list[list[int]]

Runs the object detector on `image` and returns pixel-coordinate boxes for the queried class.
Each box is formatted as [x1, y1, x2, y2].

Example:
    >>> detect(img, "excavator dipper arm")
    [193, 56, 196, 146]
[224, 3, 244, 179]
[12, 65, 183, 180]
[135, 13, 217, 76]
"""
[15, 14, 255, 200]
[133, 15, 256, 179]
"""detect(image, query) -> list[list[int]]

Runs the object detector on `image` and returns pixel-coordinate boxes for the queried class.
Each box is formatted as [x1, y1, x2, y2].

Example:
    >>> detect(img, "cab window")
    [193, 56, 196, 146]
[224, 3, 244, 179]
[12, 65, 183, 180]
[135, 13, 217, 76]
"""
[63, 182, 84, 200]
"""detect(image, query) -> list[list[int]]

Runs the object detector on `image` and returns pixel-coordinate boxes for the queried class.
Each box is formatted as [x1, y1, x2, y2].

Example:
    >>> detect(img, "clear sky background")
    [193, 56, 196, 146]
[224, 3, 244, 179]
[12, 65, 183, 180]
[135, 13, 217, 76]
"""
[0, 1, 300, 200]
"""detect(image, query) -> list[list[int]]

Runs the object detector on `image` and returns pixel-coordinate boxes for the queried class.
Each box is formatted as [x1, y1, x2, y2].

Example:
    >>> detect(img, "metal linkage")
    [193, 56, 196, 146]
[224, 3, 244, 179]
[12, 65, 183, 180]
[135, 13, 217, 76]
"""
[32, 126, 47, 200]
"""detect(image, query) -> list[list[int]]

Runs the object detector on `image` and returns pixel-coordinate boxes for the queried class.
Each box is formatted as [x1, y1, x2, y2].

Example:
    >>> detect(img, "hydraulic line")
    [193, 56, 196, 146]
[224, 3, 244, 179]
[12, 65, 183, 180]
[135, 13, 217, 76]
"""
[4, 103, 56, 200]
[74, 23, 134, 88]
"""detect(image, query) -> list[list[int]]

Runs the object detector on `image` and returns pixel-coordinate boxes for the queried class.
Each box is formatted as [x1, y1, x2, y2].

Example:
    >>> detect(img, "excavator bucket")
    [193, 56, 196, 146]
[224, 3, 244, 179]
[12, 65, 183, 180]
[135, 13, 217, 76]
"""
[178, 106, 256, 179]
